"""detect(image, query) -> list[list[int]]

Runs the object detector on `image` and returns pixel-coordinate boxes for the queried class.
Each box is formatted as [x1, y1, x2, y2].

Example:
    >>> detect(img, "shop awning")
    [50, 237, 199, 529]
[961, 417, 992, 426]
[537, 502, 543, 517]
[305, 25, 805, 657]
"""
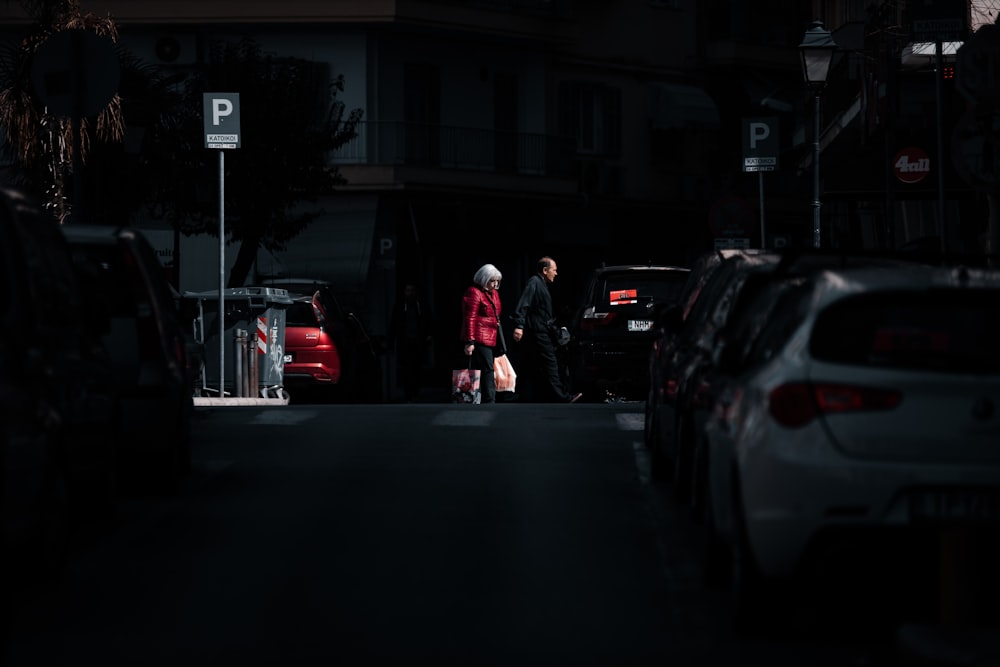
[254, 194, 377, 292]
[649, 82, 720, 129]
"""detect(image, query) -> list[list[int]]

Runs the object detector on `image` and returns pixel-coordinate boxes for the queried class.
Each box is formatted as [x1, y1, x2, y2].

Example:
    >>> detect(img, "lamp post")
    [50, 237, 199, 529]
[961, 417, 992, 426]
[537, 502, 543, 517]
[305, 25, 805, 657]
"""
[799, 20, 837, 249]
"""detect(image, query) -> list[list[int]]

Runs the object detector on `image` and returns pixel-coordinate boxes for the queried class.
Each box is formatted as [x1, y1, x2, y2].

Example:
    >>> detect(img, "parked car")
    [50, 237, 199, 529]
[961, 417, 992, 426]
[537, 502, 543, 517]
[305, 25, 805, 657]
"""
[256, 278, 382, 402]
[677, 252, 927, 518]
[667, 251, 921, 510]
[1, 186, 119, 584]
[699, 262, 1000, 630]
[282, 291, 343, 401]
[569, 263, 690, 401]
[645, 250, 780, 483]
[62, 225, 192, 494]
[172, 284, 207, 398]
[644, 249, 738, 464]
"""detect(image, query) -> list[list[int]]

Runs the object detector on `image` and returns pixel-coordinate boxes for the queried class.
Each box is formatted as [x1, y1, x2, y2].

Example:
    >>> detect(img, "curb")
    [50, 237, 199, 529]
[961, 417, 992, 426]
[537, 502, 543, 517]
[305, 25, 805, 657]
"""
[193, 396, 289, 407]
[896, 624, 1000, 666]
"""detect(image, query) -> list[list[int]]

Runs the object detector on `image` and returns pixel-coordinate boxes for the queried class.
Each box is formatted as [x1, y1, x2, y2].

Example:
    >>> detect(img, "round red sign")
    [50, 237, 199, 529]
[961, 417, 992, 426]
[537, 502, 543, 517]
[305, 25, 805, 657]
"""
[893, 147, 931, 184]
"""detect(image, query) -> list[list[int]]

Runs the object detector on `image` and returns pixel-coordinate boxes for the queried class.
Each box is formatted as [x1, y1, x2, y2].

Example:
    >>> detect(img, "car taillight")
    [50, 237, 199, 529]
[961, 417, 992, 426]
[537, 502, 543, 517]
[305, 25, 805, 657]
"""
[768, 382, 902, 428]
[311, 292, 328, 326]
[579, 306, 617, 331]
[665, 378, 679, 400]
[692, 378, 712, 409]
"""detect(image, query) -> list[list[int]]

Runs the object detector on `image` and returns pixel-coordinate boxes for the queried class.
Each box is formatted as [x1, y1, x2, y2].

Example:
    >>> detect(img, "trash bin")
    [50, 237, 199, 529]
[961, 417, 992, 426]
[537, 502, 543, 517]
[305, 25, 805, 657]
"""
[184, 286, 293, 398]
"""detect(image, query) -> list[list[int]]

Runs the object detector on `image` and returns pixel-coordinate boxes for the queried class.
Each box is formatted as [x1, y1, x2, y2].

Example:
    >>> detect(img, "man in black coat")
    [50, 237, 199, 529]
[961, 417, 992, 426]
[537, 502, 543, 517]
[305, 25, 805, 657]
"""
[511, 257, 582, 403]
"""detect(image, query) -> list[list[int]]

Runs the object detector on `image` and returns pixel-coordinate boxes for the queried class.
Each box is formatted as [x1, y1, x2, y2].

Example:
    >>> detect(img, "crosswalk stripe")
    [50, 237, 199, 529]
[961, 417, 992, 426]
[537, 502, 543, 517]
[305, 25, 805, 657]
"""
[431, 410, 498, 426]
[616, 412, 644, 431]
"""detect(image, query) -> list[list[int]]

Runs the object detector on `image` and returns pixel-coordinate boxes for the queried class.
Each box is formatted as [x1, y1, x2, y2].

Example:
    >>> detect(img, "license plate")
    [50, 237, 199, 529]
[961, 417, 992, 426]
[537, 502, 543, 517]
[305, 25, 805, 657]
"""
[909, 489, 1000, 523]
[628, 319, 652, 332]
[283, 354, 293, 363]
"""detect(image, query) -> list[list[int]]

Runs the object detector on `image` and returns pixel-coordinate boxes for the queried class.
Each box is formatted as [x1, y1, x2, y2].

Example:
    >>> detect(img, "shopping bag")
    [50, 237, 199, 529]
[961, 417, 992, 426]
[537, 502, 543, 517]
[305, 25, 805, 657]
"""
[494, 353, 517, 393]
[451, 364, 481, 404]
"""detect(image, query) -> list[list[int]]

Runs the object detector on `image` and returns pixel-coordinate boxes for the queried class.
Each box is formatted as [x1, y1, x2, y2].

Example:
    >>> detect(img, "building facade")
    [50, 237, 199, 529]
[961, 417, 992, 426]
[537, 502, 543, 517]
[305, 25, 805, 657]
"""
[2, 0, 993, 399]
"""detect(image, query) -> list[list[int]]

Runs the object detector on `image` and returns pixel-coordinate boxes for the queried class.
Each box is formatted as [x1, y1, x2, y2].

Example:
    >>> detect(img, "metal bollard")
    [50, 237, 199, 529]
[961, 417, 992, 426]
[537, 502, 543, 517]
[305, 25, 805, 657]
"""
[241, 329, 251, 397]
[248, 334, 258, 398]
[234, 328, 246, 398]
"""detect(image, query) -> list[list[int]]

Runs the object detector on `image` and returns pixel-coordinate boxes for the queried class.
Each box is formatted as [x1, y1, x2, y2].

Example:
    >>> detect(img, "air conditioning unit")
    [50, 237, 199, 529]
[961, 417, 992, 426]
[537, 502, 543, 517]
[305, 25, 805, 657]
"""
[153, 35, 197, 65]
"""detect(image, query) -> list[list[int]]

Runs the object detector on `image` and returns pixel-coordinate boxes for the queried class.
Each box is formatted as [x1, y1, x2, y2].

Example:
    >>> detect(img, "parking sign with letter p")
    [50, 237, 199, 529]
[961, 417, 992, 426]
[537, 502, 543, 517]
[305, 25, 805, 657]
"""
[742, 116, 779, 172]
[203, 93, 241, 149]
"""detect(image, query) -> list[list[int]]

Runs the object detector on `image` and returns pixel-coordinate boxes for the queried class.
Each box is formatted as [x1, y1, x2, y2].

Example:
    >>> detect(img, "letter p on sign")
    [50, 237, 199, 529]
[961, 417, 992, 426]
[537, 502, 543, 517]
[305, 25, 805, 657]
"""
[749, 122, 770, 148]
[212, 98, 233, 125]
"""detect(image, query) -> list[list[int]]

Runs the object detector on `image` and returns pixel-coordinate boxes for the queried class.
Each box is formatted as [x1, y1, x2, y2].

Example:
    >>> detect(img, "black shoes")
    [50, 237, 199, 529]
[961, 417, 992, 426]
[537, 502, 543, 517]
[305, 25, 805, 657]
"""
[567, 392, 583, 403]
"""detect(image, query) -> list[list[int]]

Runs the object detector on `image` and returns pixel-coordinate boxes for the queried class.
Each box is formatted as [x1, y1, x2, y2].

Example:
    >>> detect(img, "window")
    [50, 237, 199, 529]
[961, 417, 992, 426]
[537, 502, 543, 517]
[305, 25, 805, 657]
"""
[404, 63, 441, 165]
[811, 290, 1000, 373]
[559, 81, 622, 156]
[599, 272, 688, 306]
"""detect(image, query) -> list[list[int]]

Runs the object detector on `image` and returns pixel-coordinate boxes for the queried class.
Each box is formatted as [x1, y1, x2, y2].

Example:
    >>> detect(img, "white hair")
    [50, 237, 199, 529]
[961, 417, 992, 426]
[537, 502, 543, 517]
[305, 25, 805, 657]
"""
[473, 263, 502, 288]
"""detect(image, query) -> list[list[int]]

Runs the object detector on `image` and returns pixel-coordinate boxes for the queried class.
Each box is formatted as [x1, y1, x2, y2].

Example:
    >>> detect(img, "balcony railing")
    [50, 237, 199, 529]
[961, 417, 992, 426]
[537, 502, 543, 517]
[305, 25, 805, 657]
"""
[331, 121, 577, 179]
[430, 0, 572, 17]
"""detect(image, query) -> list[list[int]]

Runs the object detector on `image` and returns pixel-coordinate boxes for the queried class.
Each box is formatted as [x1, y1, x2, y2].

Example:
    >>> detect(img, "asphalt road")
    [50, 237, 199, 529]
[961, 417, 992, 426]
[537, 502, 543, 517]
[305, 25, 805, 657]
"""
[1, 401, 949, 666]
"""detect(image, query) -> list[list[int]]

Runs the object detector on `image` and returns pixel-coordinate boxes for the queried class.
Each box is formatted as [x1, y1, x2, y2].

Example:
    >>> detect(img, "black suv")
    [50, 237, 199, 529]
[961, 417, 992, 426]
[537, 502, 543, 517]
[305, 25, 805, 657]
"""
[569, 263, 690, 401]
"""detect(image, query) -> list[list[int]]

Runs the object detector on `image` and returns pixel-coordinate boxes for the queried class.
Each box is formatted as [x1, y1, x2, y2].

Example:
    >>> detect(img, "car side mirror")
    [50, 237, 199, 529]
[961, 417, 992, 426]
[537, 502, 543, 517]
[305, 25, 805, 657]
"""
[654, 304, 683, 334]
[714, 338, 743, 375]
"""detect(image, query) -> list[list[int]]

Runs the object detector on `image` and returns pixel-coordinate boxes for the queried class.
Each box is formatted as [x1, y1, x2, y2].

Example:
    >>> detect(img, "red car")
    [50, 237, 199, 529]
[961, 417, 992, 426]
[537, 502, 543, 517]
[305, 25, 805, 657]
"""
[282, 291, 343, 400]
[260, 279, 383, 403]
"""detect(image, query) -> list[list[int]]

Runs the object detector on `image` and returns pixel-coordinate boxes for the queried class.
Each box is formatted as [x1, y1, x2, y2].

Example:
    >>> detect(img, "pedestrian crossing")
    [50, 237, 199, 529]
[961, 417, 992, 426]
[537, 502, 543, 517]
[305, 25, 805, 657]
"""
[616, 412, 644, 431]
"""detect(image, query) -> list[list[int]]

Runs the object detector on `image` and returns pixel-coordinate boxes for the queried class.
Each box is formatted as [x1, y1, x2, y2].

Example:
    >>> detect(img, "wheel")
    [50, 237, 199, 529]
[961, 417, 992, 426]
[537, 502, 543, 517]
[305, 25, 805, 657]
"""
[648, 406, 670, 481]
[671, 416, 693, 503]
[690, 431, 708, 524]
[24, 453, 73, 583]
[730, 492, 775, 636]
[643, 390, 655, 450]
[143, 406, 189, 497]
[701, 490, 731, 590]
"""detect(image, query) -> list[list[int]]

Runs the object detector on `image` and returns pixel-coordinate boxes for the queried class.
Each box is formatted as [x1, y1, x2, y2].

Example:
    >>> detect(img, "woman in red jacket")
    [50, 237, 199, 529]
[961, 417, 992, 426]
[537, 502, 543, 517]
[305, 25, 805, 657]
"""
[461, 263, 504, 403]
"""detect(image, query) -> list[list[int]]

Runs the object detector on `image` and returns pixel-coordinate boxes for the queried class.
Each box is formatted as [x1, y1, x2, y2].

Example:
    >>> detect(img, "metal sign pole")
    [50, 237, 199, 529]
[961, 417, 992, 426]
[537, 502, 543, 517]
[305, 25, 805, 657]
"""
[758, 171, 766, 249]
[203, 92, 241, 398]
[218, 149, 225, 398]
[935, 39, 947, 255]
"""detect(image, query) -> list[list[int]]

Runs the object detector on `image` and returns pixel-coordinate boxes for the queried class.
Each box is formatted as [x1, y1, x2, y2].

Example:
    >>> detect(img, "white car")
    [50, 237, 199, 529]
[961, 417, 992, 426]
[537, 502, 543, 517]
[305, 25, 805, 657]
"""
[700, 262, 1000, 628]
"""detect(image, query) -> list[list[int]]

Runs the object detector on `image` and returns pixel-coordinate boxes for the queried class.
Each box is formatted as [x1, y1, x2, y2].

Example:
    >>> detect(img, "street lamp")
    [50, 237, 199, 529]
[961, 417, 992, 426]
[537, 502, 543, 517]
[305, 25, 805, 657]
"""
[799, 20, 837, 249]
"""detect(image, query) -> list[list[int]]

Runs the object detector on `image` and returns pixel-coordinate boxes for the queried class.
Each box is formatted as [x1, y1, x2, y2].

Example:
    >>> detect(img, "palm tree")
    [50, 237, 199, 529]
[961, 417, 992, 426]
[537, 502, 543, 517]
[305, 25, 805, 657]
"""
[3, 13, 363, 287]
[0, 0, 123, 222]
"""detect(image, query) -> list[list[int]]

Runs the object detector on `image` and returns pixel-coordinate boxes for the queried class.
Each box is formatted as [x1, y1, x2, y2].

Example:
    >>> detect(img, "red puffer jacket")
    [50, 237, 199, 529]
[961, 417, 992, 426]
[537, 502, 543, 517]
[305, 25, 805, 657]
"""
[461, 285, 501, 347]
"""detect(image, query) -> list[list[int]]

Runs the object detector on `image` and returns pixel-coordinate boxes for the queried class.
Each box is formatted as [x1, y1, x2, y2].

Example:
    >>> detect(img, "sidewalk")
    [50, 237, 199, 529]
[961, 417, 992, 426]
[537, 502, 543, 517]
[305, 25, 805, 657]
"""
[193, 395, 290, 406]
[896, 624, 1000, 666]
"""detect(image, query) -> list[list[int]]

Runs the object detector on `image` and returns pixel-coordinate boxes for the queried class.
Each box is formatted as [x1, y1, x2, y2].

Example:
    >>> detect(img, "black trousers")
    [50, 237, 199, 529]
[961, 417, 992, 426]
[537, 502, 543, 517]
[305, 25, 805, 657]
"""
[518, 329, 569, 402]
[471, 343, 497, 403]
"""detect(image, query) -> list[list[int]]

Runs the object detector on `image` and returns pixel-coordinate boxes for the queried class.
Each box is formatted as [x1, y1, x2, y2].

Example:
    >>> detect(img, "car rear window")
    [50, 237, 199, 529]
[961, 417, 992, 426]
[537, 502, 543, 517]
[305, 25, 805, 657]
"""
[598, 273, 687, 307]
[810, 289, 1000, 373]
[286, 301, 319, 327]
